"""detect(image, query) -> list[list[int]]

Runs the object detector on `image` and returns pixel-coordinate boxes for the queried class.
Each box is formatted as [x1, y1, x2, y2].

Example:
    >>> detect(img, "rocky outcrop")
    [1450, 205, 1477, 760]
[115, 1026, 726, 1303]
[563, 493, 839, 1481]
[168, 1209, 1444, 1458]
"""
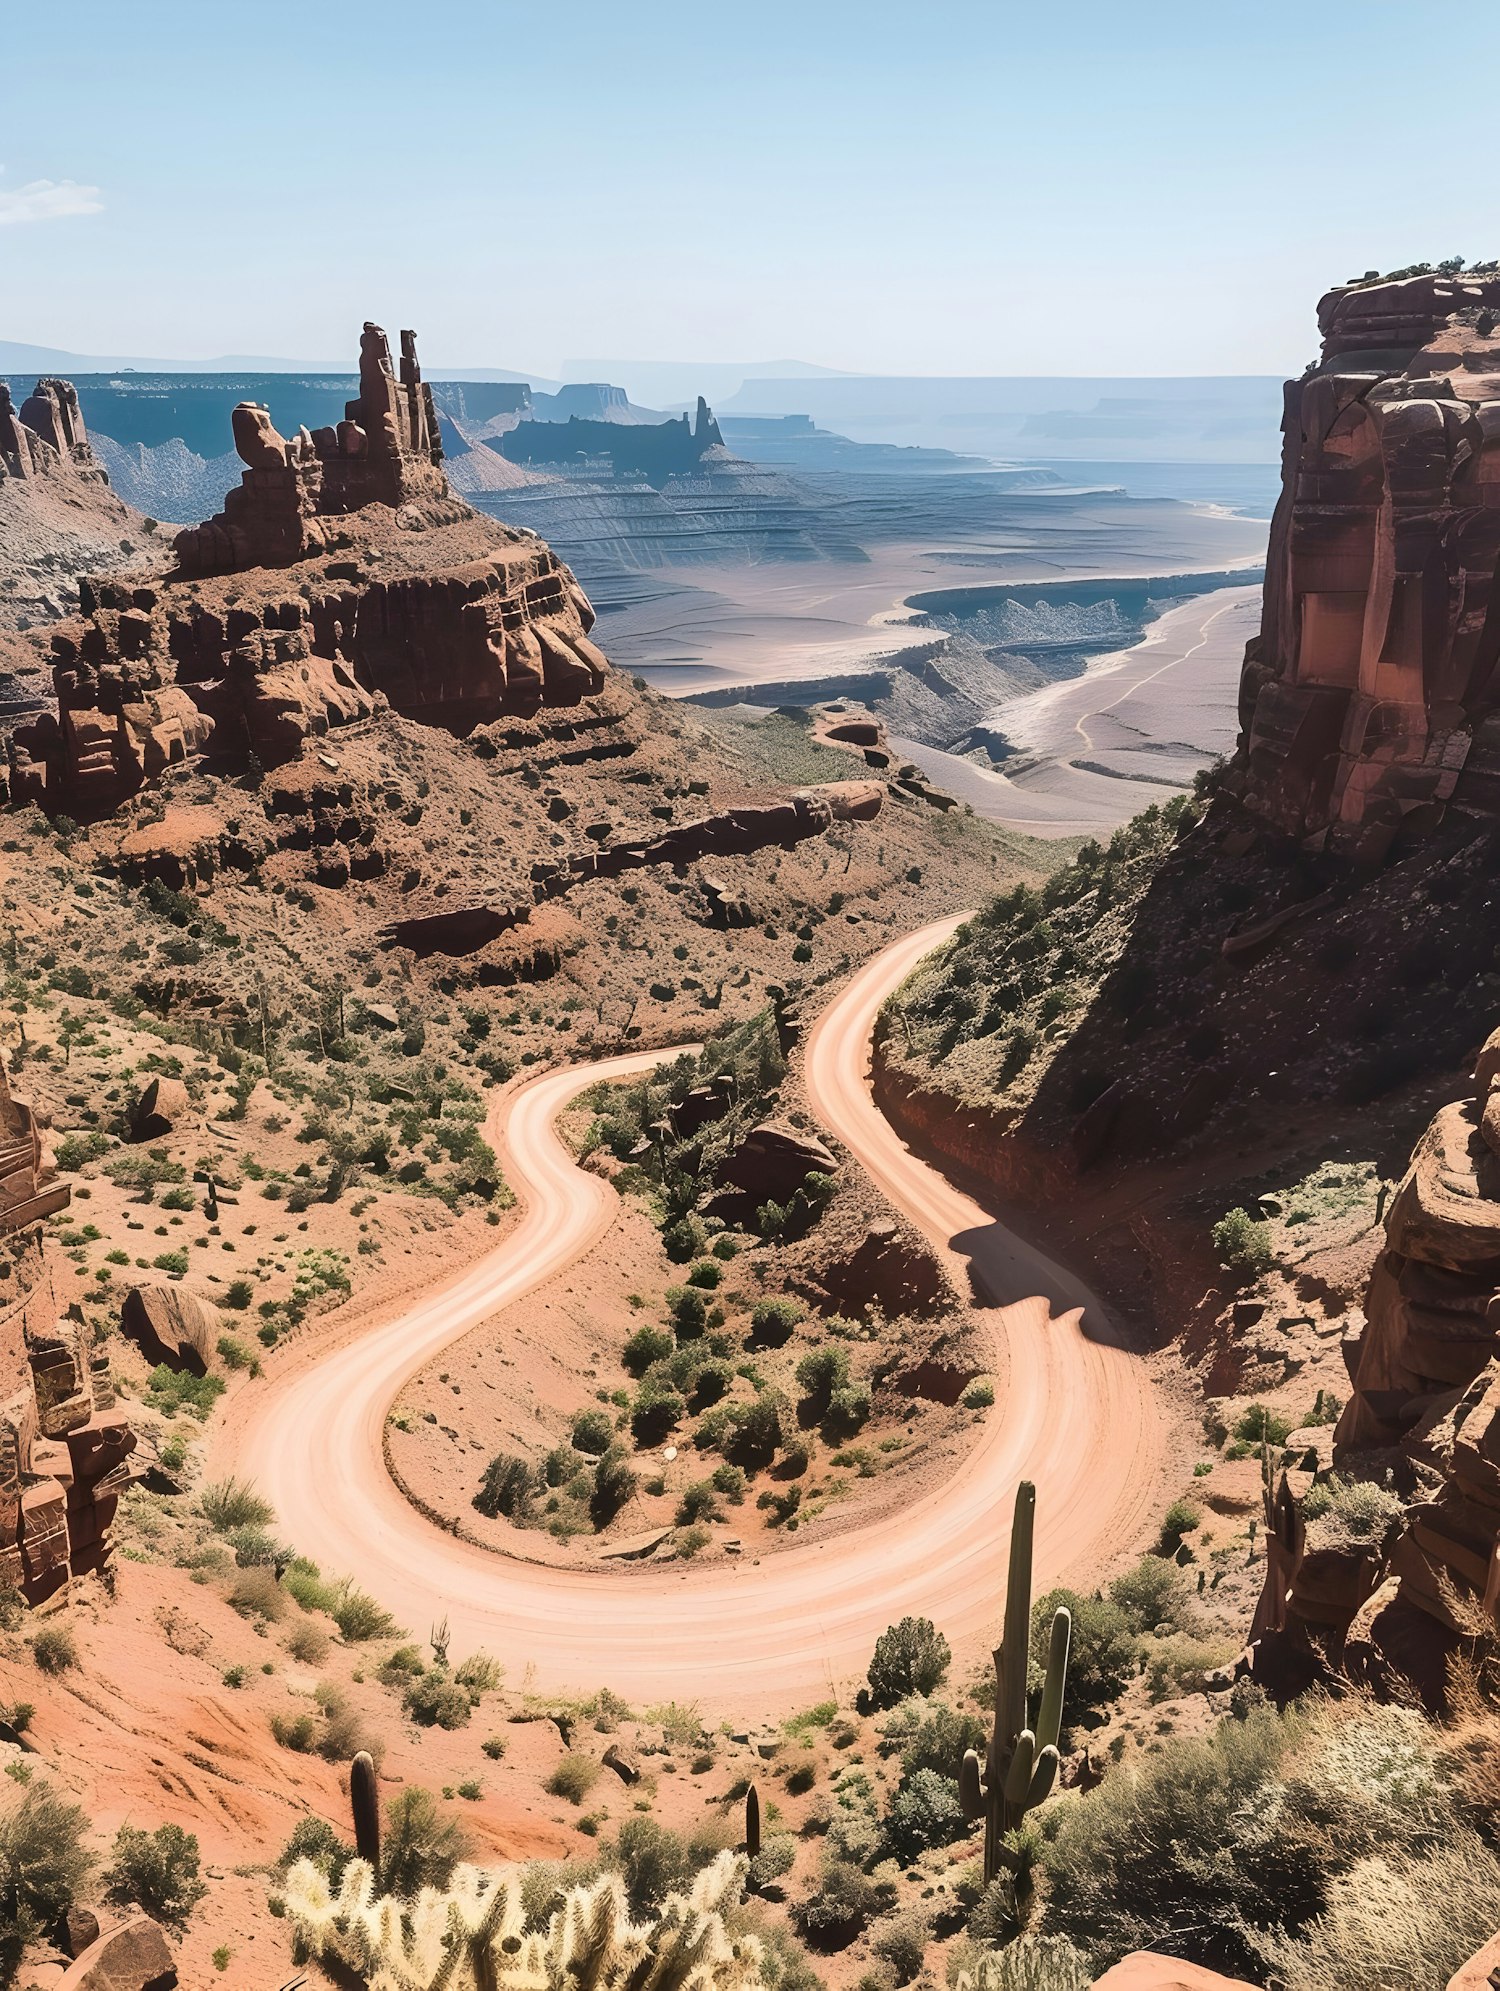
[0, 378, 105, 486]
[8, 322, 609, 816]
[383, 782, 884, 955]
[119, 1285, 221, 1376]
[714, 1121, 838, 1203]
[126, 1075, 189, 1142]
[1232, 268, 1500, 861]
[56, 1915, 176, 1991]
[1086, 1960, 1257, 1991]
[0, 1061, 139, 1603]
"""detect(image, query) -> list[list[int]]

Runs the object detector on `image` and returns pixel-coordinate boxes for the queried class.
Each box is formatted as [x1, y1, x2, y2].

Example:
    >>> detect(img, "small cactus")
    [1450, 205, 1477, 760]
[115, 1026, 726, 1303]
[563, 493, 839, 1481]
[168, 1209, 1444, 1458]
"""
[960, 1480, 1071, 1884]
[350, 1749, 380, 1872]
[744, 1783, 761, 1860]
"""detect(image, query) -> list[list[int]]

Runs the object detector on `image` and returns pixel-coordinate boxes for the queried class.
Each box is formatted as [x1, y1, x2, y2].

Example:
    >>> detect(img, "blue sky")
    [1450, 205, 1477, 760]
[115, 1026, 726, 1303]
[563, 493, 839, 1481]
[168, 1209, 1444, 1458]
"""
[3, 0, 1496, 377]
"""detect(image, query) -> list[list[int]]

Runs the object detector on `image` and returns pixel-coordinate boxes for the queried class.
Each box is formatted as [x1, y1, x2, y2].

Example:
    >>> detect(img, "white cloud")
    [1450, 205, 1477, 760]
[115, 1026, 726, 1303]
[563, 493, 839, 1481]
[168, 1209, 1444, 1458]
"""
[0, 178, 104, 226]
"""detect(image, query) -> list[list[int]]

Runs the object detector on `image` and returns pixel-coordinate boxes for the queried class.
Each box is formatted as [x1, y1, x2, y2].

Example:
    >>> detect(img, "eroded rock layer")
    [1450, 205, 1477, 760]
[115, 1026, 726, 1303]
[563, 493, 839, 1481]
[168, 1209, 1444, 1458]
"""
[0, 1061, 138, 1604]
[8, 324, 609, 817]
[1233, 271, 1500, 861]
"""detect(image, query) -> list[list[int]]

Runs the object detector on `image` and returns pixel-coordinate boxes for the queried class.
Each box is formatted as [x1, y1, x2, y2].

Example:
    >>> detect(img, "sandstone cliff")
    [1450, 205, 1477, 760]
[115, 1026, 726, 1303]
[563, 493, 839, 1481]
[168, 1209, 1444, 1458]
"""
[0, 1059, 138, 1605]
[7, 323, 609, 818]
[1233, 270, 1500, 862]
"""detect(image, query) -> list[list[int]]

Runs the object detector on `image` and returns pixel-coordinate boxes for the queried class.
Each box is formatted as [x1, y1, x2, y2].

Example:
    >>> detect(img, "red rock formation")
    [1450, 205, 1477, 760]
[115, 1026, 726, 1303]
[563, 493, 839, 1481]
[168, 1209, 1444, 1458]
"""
[9, 322, 609, 815]
[0, 377, 105, 485]
[0, 1060, 139, 1604]
[1233, 269, 1500, 861]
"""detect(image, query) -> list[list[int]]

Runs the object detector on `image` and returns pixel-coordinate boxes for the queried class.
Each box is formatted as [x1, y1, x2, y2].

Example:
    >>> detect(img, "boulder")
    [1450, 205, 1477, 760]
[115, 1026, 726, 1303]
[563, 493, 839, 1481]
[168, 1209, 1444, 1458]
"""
[56, 1915, 176, 1991]
[601, 1742, 640, 1784]
[1088, 1957, 1259, 1991]
[126, 1076, 189, 1142]
[119, 1286, 222, 1375]
[714, 1121, 837, 1204]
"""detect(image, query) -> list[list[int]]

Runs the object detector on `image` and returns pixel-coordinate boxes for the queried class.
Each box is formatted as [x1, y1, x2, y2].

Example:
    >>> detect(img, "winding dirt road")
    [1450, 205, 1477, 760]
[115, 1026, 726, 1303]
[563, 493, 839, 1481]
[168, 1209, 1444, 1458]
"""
[228, 920, 1164, 1711]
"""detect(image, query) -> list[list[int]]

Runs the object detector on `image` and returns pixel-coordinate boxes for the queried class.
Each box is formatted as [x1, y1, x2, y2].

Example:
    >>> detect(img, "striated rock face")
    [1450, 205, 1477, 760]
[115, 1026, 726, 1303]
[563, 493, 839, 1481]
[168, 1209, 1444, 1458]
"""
[1330, 1024, 1500, 1695]
[1233, 270, 1500, 862]
[0, 1060, 139, 1604]
[8, 322, 609, 817]
[0, 377, 105, 486]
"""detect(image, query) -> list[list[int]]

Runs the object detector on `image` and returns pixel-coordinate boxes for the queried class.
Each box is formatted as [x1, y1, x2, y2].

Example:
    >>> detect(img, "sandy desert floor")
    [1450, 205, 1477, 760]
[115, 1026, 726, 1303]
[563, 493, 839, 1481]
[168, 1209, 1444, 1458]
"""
[892, 584, 1261, 837]
[594, 498, 1267, 697]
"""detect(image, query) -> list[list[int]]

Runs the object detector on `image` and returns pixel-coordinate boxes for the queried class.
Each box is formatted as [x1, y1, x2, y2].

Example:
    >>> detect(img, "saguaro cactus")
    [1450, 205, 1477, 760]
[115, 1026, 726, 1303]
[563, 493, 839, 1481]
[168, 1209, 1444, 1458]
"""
[959, 1480, 1071, 1884]
[350, 1749, 381, 1873]
[744, 1784, 761, 1860]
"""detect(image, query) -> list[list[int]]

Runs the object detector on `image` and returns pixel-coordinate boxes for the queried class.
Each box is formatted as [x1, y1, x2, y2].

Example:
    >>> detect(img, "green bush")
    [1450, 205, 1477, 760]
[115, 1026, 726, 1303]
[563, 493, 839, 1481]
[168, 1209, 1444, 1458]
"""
[686, 1259, 722, 1289]
[215, 1334, 256, 1372]
[1108, 1557, 1188, 1633]
[570, 1408, 614, 1455]
[792, 1854, 894, 1947]
[31, 1626, 78, 1675]
[623, 1325, 673, 1376]
[328, 1583, 399, 1643]
[145, 1365, 225, 1420]
[883, 1768, 965, 1860]
[0, 1779, 94, 1970]
[378, 1786, 470, 1898]
[796, 1346, 850, 1401]
[666, 1286, 708, 1340]
[473, 1452, 536, 1521]
[405, 1671, 473, 1729]
[896, 1699, 986, 1779]
[103, 1822, 206, 1929]
[1031, 1588, 1137, 1717]
[631, 1380, 685, 1444]
[546, 1753, 601, 1804]
[1233, 1403, 1293, 1448]
[750, 1298, 803, 1345]
[223, 1278, 255, 1310]
[822, 1384, 871, 1441]
[867, 1618, 950, 1708]
[1212, 1207, 1273, 1278]
[591, 1447, 637, 1527]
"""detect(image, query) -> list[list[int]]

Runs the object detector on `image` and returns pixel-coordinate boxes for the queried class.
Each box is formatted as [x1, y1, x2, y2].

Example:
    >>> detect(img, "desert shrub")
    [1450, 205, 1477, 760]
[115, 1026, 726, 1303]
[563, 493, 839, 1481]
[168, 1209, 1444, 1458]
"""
[822, 1383, 871, 1441]
[103, 1821, 206, 1928]
[1157, 1498, 1201, 1550]
[454, 1650, 503, 1696]
[591, 1446, 637, 1527]
[223, 1278, 255, 1310]
[1257, 1831, 1500, 1991]
[328, 1582, 399, 1642]
[751, 1298, 802, 1345]
[631, 1379, 685, 1443]
[623, 1325, 674, 1376]
[0, 1779, 93, 1972]
[796, 1346, 850, 1400]
[272, 1712, 318, 1752]
[216, 1334, 256, 1372]
[145, 1364, 224, 1419]
[225, 1523, 290, 1567]
[610, 1814, 733, 1917]
[405, 1670, 473, 1730]
[792, 1854, 894, 1948]
[871, 1910, 928, 1984]
[724, 1391, 785, 1467]
[746, 1833, 796, 1893]
[1300, 1474, 1405, 1545]
[952, 1935, 1090, 1991]
[226, 1565, 287, 1621]
[666, 1286, 708, 1339]
[867, 1618, 950, 1708]
[285, 1619, 330, 1664]
[30, 1626, 78, 1674]
[676, 1480, 720, 1525]
[686, 1259, 722, 1289]
[1108, 1557, 1189, 1633]
[963, 1379, 996, 1409]
[711, 1463, 747, 1502]
[1212, 1207, 1273, 1278]
[546, 1753, 601, 1804]
[277, 1815, 351, 1885]
[1036, 1702, 1456, 1976]
[313, 1684, 380, 1763]
[473, 1452, 535, 1521]
[883, 1768, 965, 1860]
[377, 1786, 471, 1897]
[896, 1699, 986, 1779]
[1233, 1403, 1293, 1448]
[1031, 1588, 1137, 1716]
[570, 1408, 614, 1455]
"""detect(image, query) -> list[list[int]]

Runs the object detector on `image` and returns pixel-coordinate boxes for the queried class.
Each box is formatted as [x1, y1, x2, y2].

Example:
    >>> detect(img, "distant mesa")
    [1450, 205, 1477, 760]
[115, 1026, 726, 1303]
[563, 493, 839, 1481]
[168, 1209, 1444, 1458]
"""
[1229, 267, 1500, 861]
[494, 395, 725, 485]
